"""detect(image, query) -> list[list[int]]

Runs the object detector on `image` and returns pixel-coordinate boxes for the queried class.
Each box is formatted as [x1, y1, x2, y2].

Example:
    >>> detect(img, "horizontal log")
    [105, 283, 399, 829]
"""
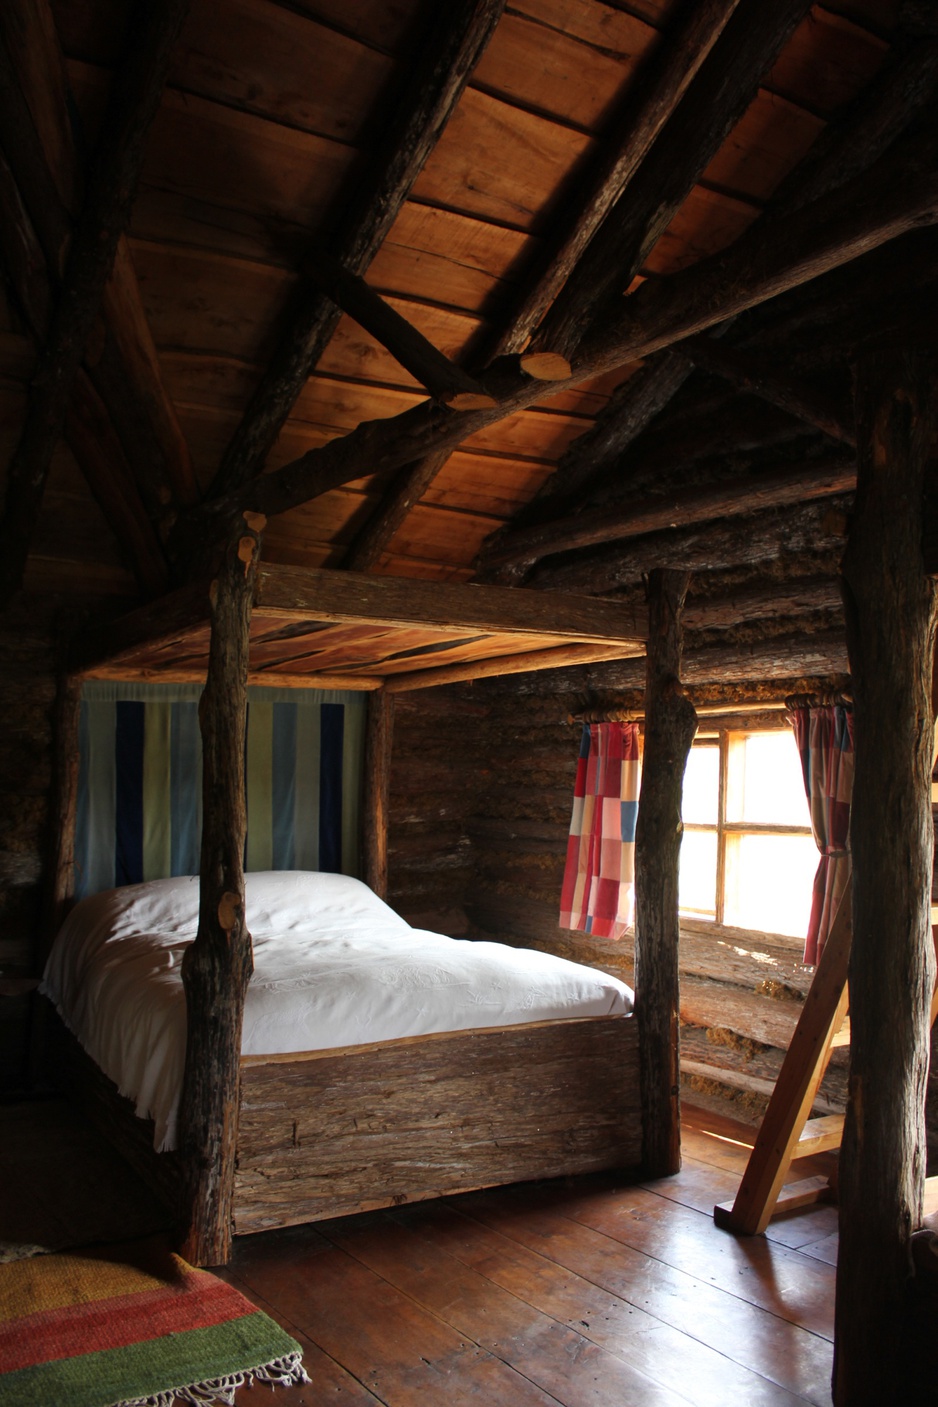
[684, 576, 843, 630]
[478, 457, 855, 576]
[208, 0, 506, 497]
[492, 0, 743, 360]
[173, 124, 938, 550]
[308, 254, 495, 409]
[676, 337, 855, 446]
[80, 666, 383, 690]
[253, 564, 648, 643]
[530, 497, 849, 593]
[384, 643, 641, 693]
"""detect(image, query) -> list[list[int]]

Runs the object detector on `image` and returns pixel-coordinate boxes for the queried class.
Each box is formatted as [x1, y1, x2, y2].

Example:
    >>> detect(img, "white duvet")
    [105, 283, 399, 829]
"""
[41, 871, 633, 1152]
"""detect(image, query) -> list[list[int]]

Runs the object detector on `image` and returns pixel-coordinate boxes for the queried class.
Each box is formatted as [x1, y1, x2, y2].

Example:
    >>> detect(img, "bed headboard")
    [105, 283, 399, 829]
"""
[75, 681, 365, 898]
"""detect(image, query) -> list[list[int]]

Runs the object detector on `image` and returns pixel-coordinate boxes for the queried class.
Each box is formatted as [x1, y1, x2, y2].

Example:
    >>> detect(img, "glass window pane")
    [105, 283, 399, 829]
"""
[679, 829, 717, 918]
[682, 745, 719, 825]
[723, 833, 818, 937]
[726, 732, 811, 826]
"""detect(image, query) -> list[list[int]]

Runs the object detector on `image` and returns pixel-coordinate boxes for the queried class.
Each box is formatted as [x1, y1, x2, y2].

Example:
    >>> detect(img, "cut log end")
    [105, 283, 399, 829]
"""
[444, 390, 499, 411]
[519, 350, 572, 381]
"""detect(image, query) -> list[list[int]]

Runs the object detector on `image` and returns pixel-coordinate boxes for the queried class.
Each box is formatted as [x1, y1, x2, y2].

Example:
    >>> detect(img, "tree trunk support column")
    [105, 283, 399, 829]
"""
[635, 569, 698, 1177]
[836, 347, 938, 1405]
[362, 689, 394, 900]
[178, 510, 266, 1267]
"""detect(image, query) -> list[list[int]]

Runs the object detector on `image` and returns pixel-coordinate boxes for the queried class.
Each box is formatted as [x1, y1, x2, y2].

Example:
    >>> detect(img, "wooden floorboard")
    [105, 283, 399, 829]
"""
[222, 1103, 839, 1406]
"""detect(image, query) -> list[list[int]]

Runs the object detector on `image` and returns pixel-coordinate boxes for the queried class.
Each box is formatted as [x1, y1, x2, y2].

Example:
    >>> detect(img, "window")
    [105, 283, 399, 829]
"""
[680, 728, 817, 939]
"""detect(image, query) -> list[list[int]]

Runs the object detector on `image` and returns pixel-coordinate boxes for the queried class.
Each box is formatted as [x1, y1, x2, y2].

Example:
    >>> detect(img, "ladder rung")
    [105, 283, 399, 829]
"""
[773, 1175, 836, 1216]
[795, 1113, 844, 1156]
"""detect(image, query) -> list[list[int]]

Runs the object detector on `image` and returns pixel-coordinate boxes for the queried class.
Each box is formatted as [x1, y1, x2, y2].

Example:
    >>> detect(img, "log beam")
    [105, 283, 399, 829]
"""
[835, 347, 938, 1405]
[635, 569, 697, 1177]
[527, 0, 811, 366]
[0, 0, 196, 508]
[362, 691, 394, 899]
[207, 0, 505, 499]
[40, 672, 82, 965]
[308, 256, 495, 410]
[178, 510, 265, 1268]
[343, 450, 451, 573]
[0, 0, 190, 607]
[490, 0, 744, 362]
[676, 338, 856, 446]
[0, 146, 167, 593]
[173, 121, 938, 552]
[478, 457, 855, 579]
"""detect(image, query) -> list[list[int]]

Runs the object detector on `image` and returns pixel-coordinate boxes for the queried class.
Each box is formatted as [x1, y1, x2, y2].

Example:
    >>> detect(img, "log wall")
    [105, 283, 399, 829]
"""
[385, 666, 907, 1148]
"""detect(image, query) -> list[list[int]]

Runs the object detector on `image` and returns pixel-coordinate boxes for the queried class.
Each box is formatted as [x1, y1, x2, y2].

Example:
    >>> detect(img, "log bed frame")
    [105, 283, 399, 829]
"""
[43, 556, 680, 1266]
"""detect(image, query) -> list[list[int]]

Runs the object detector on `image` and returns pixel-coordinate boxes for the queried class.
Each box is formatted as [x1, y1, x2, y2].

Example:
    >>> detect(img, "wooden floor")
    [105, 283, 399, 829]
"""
[222, 1105, 842, 1407]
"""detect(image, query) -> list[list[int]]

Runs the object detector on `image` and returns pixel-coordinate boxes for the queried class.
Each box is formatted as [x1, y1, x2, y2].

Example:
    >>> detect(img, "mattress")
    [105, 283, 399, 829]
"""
[41, 871, 633, 1152]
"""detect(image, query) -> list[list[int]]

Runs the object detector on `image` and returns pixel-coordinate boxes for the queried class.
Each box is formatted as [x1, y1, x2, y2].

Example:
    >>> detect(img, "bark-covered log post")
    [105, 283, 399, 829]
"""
[635, 569, 698, 1177]
[41, 671, 83, 964]
[362, 689, 395, 900]
[836, 347, 938, 1405]
[178, 510, 266, 1267]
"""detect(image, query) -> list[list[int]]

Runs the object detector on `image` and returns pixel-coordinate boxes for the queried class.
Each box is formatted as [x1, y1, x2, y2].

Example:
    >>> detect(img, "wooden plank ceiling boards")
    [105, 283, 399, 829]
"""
[0, 0, 927, 610]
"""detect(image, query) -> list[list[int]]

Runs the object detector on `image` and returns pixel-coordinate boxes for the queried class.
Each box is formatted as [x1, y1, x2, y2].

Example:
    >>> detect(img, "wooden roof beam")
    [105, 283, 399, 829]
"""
[489, 0, 745, 364]
[0, 0, 197, 510]
[170, 119, 938, 562]
[522, 0, 812, 373]
[339, 0, 743, 572]
[383, 643, 642, 693]
[0, 0, 190, 606]
[530, 498, 849, 594]
[476, 456, 855, 577]
[517, 12, 938, 526]
[206, 0, 506, 501]
[674, 338, 856, 446]
[0, 144, 168, 595]
[308, 256, 495, 411]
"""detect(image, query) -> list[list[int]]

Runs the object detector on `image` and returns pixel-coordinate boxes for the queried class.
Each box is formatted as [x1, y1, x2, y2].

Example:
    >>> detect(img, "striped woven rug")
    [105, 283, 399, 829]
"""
[0, 1239, 308, 1406]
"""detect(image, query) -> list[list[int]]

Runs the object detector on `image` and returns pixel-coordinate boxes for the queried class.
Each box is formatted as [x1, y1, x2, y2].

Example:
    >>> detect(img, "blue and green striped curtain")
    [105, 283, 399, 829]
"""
[75, 682, 366, 899]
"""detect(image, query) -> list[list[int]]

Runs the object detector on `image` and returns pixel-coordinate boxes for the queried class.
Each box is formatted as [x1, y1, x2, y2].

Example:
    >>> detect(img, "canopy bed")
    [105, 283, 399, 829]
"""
[41, 559, 651, 1260]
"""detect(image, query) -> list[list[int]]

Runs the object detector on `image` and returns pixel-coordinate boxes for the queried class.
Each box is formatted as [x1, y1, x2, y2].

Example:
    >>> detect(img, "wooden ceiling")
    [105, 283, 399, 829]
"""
[0, 0, 934, 625]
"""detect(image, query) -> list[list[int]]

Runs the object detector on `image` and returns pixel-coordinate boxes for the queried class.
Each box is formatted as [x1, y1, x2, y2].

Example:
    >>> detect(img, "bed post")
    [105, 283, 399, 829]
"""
[362, 688, 394, 899]
[635, 568, 697, 1178]
[835, 346, 938, 1405]
[178, 510, 265, 1267]
[41, 671, 83, 965]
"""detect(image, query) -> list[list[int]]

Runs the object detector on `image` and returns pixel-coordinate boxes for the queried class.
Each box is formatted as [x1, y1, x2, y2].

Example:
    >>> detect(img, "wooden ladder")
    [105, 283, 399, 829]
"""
[714, 893, 938, 1235]
[713, 889, 852, 1234]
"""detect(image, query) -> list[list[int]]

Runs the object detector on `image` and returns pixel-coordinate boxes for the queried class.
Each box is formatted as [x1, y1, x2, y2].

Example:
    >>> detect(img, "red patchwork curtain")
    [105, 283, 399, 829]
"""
[559, 722, 641, 940]
[789, 700, 854, 966]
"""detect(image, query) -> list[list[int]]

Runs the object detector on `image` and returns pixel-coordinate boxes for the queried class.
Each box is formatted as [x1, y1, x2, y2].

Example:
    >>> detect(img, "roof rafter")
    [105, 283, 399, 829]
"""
[205, 0, 507, 502]
[513, 8, 938, 529]
[476, 456, 855, 577]
[336, 0, 743, 574]
[0, 0, 191, 605]
[0, 0, 197, 511]
[524, 0, 812, 371]
[169, 117, 938, 565]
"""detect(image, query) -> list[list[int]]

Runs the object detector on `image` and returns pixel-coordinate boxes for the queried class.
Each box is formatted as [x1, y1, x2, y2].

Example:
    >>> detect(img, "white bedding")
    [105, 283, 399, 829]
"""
[41, 871, 633, 1152]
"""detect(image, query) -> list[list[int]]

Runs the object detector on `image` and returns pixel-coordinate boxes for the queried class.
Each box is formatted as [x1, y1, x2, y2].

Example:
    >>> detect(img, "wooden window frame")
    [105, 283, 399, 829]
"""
[682, 728, 813, 929]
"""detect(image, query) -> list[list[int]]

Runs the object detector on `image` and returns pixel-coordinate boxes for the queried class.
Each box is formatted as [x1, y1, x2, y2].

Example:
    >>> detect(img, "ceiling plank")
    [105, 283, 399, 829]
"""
[0, 0, 190, 606]
[477, 456, 855, 576]
[489, 0, 745, 362]
[0, 0, 197, 508]
[524, 0, 812, 369]
[338, 0, 743, 576]
[206, 0, 507, 501]
[172, 119, 938, 558]
[513, 9, 938, 525]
